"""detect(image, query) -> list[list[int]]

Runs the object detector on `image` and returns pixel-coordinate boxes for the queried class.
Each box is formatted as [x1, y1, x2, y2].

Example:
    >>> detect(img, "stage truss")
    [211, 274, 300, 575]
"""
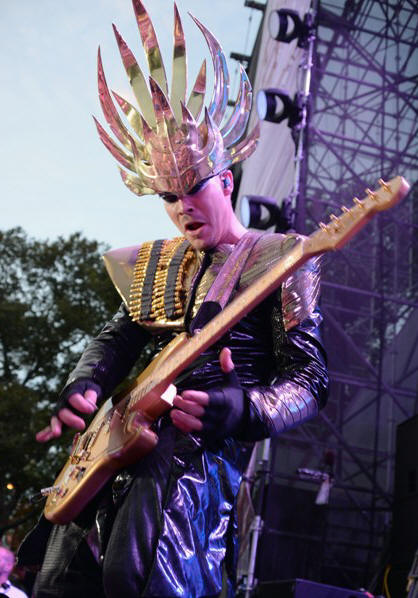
[288, 0, 418, 589]
[237, 0, 418, 591]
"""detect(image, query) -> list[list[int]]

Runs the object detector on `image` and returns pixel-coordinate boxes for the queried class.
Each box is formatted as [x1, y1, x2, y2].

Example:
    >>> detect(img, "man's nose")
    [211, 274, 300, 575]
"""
[177, 195, 194, 213]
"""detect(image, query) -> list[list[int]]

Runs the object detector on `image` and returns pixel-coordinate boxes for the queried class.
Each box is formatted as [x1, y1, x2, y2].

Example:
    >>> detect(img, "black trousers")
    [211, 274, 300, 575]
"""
[33, 534, 104, 598]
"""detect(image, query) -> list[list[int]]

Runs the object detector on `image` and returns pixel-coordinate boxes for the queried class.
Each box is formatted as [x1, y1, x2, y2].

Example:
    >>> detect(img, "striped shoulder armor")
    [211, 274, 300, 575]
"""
[103, 237, 197, 324]
[240, 232, 322, 332]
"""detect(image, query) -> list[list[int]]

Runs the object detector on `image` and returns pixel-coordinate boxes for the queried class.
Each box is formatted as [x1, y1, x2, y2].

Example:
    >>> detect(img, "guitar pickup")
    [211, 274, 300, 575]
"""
[82, 432, 94, 451]
[69, 466, 86, 481]
[75, 466, 86, 481]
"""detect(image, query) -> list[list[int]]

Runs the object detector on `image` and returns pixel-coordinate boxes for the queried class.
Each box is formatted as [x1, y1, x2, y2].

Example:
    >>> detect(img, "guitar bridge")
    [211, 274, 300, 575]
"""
[40, 485, 61, 497]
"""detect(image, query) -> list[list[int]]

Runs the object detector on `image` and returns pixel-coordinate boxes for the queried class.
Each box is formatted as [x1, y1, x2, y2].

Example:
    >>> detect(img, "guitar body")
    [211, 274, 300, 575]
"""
[44, 332, 188, 524]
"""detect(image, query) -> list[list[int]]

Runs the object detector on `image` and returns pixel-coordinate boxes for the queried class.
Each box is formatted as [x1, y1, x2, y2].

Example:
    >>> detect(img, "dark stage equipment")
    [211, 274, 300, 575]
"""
[390, 414, 418, 597]
[240, 195, 294, 232]
[256, 89, 303, 128]
[254, 483, 327, 584]
[255, 578, 376, 597]
[235, 0, 418, 590]
[268, 9, 313, 48]
[244, 0, 265, 12]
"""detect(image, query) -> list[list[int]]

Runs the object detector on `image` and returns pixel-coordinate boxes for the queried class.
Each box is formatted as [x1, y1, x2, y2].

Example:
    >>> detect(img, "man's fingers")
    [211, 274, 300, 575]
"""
[171, 390, 209, 431]
[173, 395, 206, 417]
[36, 416, 62, 443]
[180, 390, 209, 405]
[36, 427, 54, 443]
[84, 389, 98, 407]
[219, 347, 234, 374]
[68, 392, 97, 414]
[51, 415, 62, 436]
[57, 408, 86, 430]
[170, 409, 203, 434]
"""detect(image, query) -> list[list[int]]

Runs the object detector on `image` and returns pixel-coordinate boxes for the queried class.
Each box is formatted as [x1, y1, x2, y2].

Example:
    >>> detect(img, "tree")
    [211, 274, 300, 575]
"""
[0, 228, 120, 545]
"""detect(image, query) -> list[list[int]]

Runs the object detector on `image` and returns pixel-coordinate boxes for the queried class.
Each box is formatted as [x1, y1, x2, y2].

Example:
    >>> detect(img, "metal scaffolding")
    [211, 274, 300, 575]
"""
[236, 0, 418, 592]
[283, 0, 418, 589]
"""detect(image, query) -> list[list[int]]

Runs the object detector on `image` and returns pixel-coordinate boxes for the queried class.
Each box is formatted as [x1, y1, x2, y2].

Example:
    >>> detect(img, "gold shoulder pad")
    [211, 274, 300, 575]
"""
[103, 245, 141, 306]
[104, 237, 197, 325]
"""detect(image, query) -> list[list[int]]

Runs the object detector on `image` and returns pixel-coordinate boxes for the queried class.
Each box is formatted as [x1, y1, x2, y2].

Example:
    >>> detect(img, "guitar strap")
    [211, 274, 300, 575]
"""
[188, 231, 264, 334]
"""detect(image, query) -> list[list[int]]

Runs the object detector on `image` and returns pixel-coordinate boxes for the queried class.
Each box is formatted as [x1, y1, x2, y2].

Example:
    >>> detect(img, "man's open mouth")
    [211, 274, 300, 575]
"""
[185, 222, 204, 232]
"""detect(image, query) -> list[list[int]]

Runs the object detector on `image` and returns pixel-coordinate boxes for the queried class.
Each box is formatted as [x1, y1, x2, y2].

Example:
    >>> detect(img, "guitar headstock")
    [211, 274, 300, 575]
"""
[304, 176, 410, 256]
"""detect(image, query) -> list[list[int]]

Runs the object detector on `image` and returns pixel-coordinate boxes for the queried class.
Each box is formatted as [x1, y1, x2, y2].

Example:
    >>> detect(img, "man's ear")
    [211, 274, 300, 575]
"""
[221, 170, 234, 195]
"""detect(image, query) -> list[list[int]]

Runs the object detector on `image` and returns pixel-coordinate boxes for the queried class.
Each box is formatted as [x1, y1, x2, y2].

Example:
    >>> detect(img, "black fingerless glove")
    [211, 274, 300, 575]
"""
[201, 369, 247, 439]
[53, 378, 103, 419]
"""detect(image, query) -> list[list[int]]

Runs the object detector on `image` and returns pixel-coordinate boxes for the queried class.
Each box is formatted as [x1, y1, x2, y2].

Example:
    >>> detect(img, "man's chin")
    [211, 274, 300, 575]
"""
[187, 238, 211, 251]
[185, 231, 213, 251]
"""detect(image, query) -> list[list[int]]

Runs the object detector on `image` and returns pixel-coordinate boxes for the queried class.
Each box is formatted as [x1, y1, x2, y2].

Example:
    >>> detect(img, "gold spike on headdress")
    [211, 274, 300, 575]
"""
[95, 0, 260, 197]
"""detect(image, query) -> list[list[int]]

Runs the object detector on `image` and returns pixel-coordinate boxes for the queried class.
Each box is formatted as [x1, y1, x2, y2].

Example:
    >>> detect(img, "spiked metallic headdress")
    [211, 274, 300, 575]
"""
[94, 0, 260, 197]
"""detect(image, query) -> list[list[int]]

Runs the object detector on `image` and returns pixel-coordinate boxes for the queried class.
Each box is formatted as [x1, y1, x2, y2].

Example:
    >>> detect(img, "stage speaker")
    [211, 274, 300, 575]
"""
[256, 484, 326, 582]
[393, 414, 418, 562]
[256, 578, 372, 597]
[391, 414, 418, 596]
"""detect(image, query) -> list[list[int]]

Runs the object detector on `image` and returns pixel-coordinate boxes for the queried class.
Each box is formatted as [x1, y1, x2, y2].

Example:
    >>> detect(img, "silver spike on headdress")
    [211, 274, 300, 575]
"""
[95, 0, 260, 197]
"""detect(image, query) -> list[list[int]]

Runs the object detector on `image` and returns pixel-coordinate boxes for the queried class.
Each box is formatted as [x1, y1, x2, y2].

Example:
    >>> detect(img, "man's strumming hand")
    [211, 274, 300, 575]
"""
[170, 348, 245, 438]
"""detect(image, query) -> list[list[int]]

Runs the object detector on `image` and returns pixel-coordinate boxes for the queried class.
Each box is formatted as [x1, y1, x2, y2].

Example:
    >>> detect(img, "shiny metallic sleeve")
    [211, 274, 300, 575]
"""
[243, 257, 328, 440]
[246, 380, 319, 437]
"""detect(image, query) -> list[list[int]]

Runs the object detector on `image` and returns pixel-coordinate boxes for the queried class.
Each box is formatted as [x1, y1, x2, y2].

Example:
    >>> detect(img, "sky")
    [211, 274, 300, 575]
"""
[1, 0, 262, 250]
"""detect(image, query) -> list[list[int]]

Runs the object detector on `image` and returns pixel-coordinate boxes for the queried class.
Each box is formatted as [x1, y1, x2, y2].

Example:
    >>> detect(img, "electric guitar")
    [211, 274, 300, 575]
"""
[43, 176, 410, 524]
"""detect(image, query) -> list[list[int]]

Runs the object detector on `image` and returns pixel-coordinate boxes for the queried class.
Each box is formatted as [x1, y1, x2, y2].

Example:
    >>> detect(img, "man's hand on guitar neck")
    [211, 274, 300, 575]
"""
[36, 379, 101, 443]
[170, 347, 246, 439]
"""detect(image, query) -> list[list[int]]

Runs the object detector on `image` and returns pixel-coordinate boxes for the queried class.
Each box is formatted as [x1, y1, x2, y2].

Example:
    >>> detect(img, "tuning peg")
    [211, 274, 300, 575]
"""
[378, 178, 391, 192]
[353, 197, 364, 208]
[341, 206, 353, 217]
[366, 188, 377, 200]
[329, 214, 341, 230]
[319, 222, 329, 232]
